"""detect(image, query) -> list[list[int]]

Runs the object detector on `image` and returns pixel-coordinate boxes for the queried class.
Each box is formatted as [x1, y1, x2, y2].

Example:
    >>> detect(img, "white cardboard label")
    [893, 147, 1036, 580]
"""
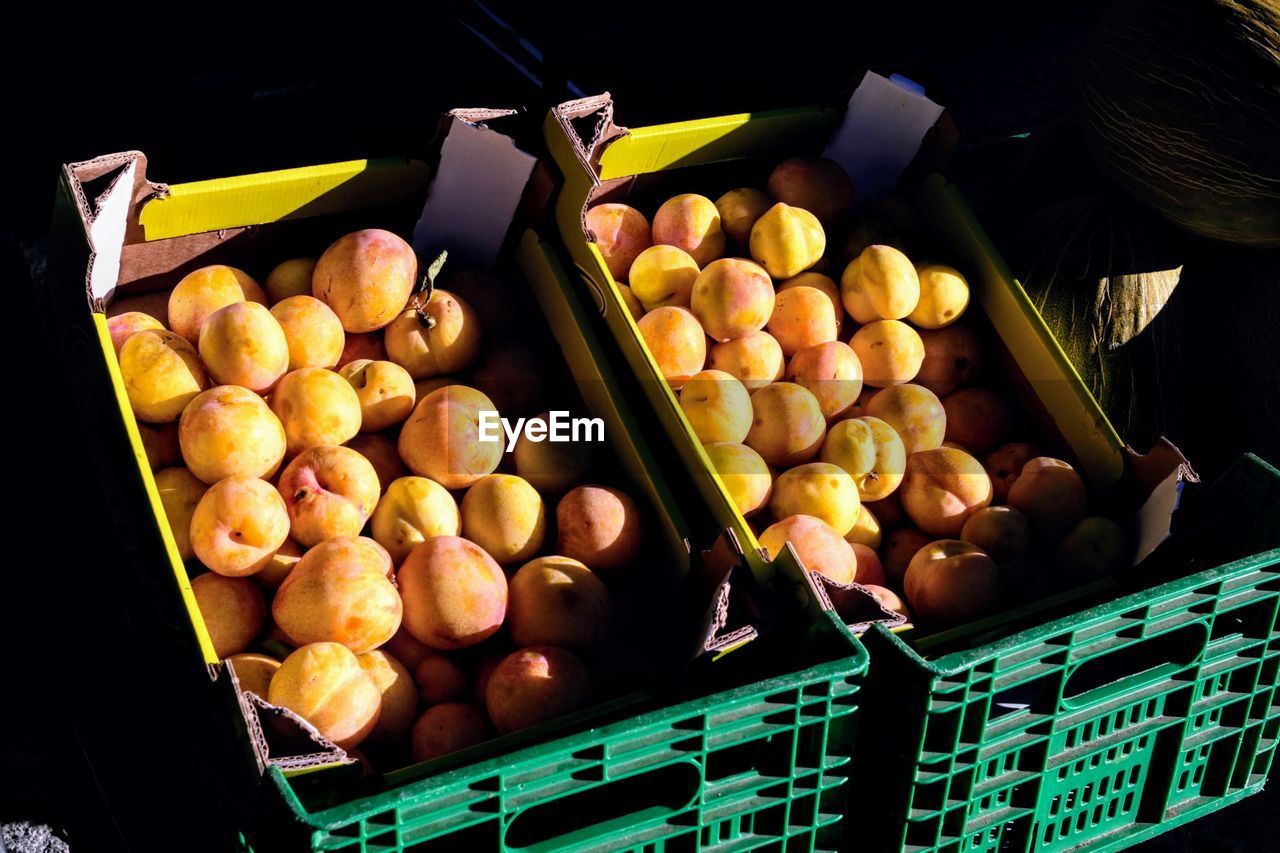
[87, 159, 137, 305]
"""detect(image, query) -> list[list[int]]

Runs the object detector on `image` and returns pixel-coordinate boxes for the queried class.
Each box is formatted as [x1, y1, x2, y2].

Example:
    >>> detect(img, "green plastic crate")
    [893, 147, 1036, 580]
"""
[858, 454, 1280, 852]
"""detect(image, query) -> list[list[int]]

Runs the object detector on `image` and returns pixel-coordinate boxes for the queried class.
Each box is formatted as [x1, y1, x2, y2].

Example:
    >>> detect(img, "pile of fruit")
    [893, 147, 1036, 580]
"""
[585, 156, 1131, 632]
[109, 228, 654, 766]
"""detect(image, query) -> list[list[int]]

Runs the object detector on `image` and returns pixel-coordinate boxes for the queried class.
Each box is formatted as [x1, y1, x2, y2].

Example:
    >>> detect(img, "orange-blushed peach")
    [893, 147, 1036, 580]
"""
[313, 229, 417, 333]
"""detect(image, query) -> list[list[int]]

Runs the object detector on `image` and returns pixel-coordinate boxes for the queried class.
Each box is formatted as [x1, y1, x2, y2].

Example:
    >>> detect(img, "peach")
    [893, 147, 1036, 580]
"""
[252, 537, 303, 592]
[744, 382, 826, 467]
[909, 263, 970, 329]
[652, 194, 725, 267]
[986, 443, 1039, 503]
[851, 543, 886, 586]
[414, 376, 456, 401]
[1055, 517, 1129, 580]
[508, 556, 610, 650]
[703, 442, 772, 517]
[358, 650, 418, 747]
[586, 203, 652, 282]
[198, 301, 289, 393]
[850, 320, 924, 387]
[865, 384, 946, 455]
[961, 505, 1030, 562]
[485, 646, 592, 735]
[820, 416, 906, 502]
[627, 244, 699, 310]
[264, 257, 317, 304]
[339, 359, 415, 432]
[338, 332, 388, 369]
[140, 422, 180, 471]
[411, 703, 488, 762]
[866, 491, 906, 529]
[1007, 457, 1088, 541]
[313, 535, 394, 576]
[715, 188, 773, 245]
[768, 285, 838, 356]
[770, 463, 860, 535]
[346, 434, 408, 493]
[227, 652, 280, 698]
[916, 325, 984, 397]
[272, 537, 402, 653]
[636, 307, 706, 389]
[313, 229, 417, 333]
[691, 258, 775, 343]
[901, 447, 993, 537]
[415, 652, 468, 704]
[883, 528, 931, 586]
[120, 330, 209, 423]
[154, 467, 208, 561]
[943, 389, 1014, 456]
[398, 536, 507, 649]
[471, 342, 545, 417]
[767, 157, 853, 223]
[750, 203, 825, 280]
[616, 285, 646, 321]
[385, 290, 482, 380]
[441, 269, 514, 336]
[268, 642, 382, 750]
[904, 540, 1002, 626]
[277, 445, 380, 546]
[679, 369, 753, 444]
[191, 477, 290, 576]
[708, 331, 784, 390]
[840, 246, 919, 322]
[371, 476, 460, 565]
[845, 387, 877, 420]
[556, 485, 643, 573]
[863, 584, 909, 620]
[787, 341, 863, 421]
[270, 368, 363, 455]
[780, 272, 843, 333]
[384, 626, 433, 672]
[191, 572, 266, 658]
[759, 515, 855, 584]
[108, 311, 165, 356]
[270, 295, 345, 370]
[514, 420, 594, 493]
[845, 504, 882, 548]
[398, 385, 503, 490]
[460, 474, 546, 565]
[168, 265, 266, 344]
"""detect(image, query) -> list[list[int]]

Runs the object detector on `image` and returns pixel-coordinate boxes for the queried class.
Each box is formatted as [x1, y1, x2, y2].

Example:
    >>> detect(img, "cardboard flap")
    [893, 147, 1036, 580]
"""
[549, 92, 629, 184]
[1124, 437, 1199, 564]
[694, 530, 759, 658]
[225, 658, 352, 775]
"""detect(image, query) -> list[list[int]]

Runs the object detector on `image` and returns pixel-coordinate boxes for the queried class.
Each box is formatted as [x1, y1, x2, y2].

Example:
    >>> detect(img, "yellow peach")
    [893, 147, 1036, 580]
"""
[586, 203, 652, 282]
[865, 384, 946, 455]
[841, 245, 919, 322]
[636, 307, 706, 389]
[227, 652, 280, 698]
[771, 463, 860, 535]
[277, 445, 381, 547]
[398, 536, 507, 649]
[904, 540, 1002, 626]
[1006, 457, 1088, 541]
[909, 263, 969, 329]
[198, 301, 289, 393]
[768, 285, 838, 356]
[270, 295, 345, 370]
[787, 341, 863, 421]
[180, 386, 286, 483]
[703, 442, 772, 517]
[628, 244, 699, 310]
[339, 359, 416, 432]
[961, 505, 1031, 562]
[556, 485, 643, 573]
[270, 368, 363, 456]
[513, 419, 594, 493]
[485, 646, 592, 735]
[708, 331, 784, 390]
[263, 257, 317, 304]
[749, 203, 826, 280]
[120, 330, 209, 423]
[460, 474, 546, 565]
[780, 272, 843, 334]
[508, 556, 610, 650]
[616, 285, 646, 321]
[191, 573, 265, 658]
[252, 537, 302, 592]
[268, 642, 382, 750]
[384, 290, 483, 380]
[371, 476, 460, 565]
[411, 703, 488, 762]
[415, 652, 468, 704]
[759, 515, 855, 584]
[845, 504, 882, 548]
[383, 626, 433, 672]
[345, 434, 407, 493]
[715, 187, 773, 245]
[851, 543, 886, 586]
[272, 537, 402, 653]
[901, 447, 993, 537]
[679, 369, 753, 444]
[691, 258, 775, 343]
[916, 324, 985, 398]
[767, 157, 854, 223]
[652, 193, 725, 267]
[108, 311, 165, 356]
[191, 477, 290, 576]
[358, 650, 418, 748]
[168, 265, 266, 344]
[397, 385, 503, 490]
[154, 467, 208, 561]
[313, 229, 417, 333]
[850, 320, 924, 387]
[821, 416, 906, 502]
[744, 382, 826, 467]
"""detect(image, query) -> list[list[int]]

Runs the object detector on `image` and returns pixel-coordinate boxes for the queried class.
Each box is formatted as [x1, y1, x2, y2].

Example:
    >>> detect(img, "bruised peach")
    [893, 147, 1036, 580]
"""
[943, 389, 1014, 456]
[270, 368, 363, 456]
[909, 263, 969, 329]
[514, 419, 594, 493]
[636, 307, 706, 389]
[704, 442, 772, 516]
[820, 416, 906, 502]
[471, 342, 545, 417]
[708, 331, 784, 390]
[140, 422, 180, 471]
[120, 330, 209, 423]
[264, 257, 317, 304]
[680, 369, 753, 444]
[485, 646, 592, 735]
[313, 229, 417, 333]
[652, 194, 725, 267]
[415, 652, 468, 704]
[767, 157, 853, 223]
[586, 203, 652, 282]
[768, 286, 838, 356]
[371, 476, 460, 565]
[191, 477, 290, 576]
[108, 311, 164, 356]
[277, 445, 380, 547]
[628, 244, 699, 310]
[398, 536, 507, 649]
[154, 467, 208, 561]
[750, 203, 825, 280]
[904, 540, 1002, 626]
[198, 302, 289, 393]
[986, 443, 1039, 503]
[771, 463, 860, 535]
[398, 385, 503, 490]
[252, 537, 303, 592]
[841, 245, 919, 323]
[961, 505, 1030, 562]
[268, 642, 382, 750]
[556, 485, 643, 573]
[865, 384, 946, 455]
[617, 285, 646, 321]
[358, 650, 418, 747]
[759, 515, 855, 584]
[270, 295, 345, 370]
[715, 187, 773, 245]
[845, 504, 882, 548]
[273, 538, 402, 653]
[411, 703, 488, 762]
[339, 359, 415, 432]
[460, 474, 546, 565]
[180, 387, 286, 483]
[851, 320, 924, 387]
[385, 291, 482, 380]
[745, 382, 826, 467]
[347, 434, 408, 493]
[191, 573, 266, 658]
[883, 528, 931, 586]
[1007, 457, 1088, 541]
[787, 341, 863, 421]
[227, 652, 280, 698]
[508, 556, 610, 650]
[338, 332, 387, 369]
[168, 265, 266, 344]
[916, 324, 984, 397]
[901, 447, 993, 537]
[691, 258, 775, 343]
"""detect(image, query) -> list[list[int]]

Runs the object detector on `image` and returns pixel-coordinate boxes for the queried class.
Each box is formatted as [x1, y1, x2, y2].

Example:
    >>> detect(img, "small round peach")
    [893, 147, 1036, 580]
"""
[268, 642, 382, 750]
[850, 320, 924, 387]
[744, 382, 826, 467]
[759, 515, 855, 585]
[398, 536, 508, 649]
[191, 572, 266, 658]
[277, 445, 381, 547]
[270, 295, 345, 370]
[749, 203, 825, 280]
[411, 702, 488, 763]
[883, 528, 931, 586]
[901, 447, 993, 538]
[586, 203, 652, 282]
[636, 307, 706, 389]
[198, 301, 290, 393]
[313, 229, 417, 333]
[845, 504, 883, 549]
[180, 386, 286, 483]
[616, 285, 646, 322]
[691, 258, 775, 343]
[961, 506, 1031, 562]
[460, 474, 546, 565]
[556, 485, 643, 573]
[358, 650, 418, 748]
[140, 422, 180, 471]
[943, 388, 1015, 456]
[704, 442, 772, 517]
[1007, 457, 1089, 541]
[820, 416, 906, 503]
[865, 384, 946, 455]
[768, 286, 838, 356]
[986, 443, 1040, 503]
[652, 193, 725, 267]
[384, 626, 433, 672]
[264, 257, 317, 304]
[508, 556, 610, 650]
[270, 368, 363, 456]
[767, 157, 854, 223]
[904, 540, 1002, 626]
[108, 311, 164, 355]
[338, 332, 388, 369]
[485, 646, 592, 735]
[371, 476, 460, 565]
[787, 341, 863, 422]
[715, 187, 773, 245]
[226, 652, 280, 698]
[916, 324, 985, 398]
[909, 263, 969, 329]
[841, 245, 920, 322]
[415, 652, 468, 704]
[154, 467, 208, 561]
[779, 272, 843, 333]
[708, 331, 785, 390]
[252, 537, 302, 592]
[680, 369, 753, 444]
[514, 421, 594, 493]
[168, 265, 266, 344]
[385, 290, 482, 380]
[339, 359, 416, 433]
[346, 434, 408, 493]
[1056, 517, 1129, 581]
[191, 477, 290, 577]
[851, 544, 886, 586]
[120, 330, 209, 423]
[628, 244, 699, 310]
[863, 584, 910, 620]
[397, 385, 504, 490]
[304, 537, 394, 578]
[770, 463, 861, 536]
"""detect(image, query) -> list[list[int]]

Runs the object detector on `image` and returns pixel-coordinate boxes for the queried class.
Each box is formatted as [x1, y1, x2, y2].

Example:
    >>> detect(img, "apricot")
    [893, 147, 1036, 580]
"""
[750, 203, 825, 280]
[264, 257, 317, 304]
[385, 290, 482, 380]
[227, 652, 280, 698]
[759, 515, 855, 585]
[768, 286, 838, 356]
[904, 540, 1002, 626]
[411, 703, 488, 762]
[191, 572, 266, 658]
[415, 652, 468, 704]
[961, 505, 1030, 562]
[901, 447, 993, 537]
[313, 229, 417, 333]
[883, 528, 931, 586]
[398, 385, 503, 490]
[744, 382, 826, 467]
[909, 263, 970, 329]
[514, 420, 594, 493]
[485, 646, 592, 735]
[270, 295, 344, 370]
[471, 342, 545, 417]
[268, 642, 382, 750]
[820, 416, 906, 502]
[636, 307, 706, 389]
[986, 443, 1039, 503]
[703, 442, 772, 517]
[191, 477, 290, 576]
[767, 157, 853, 223]
[197, 301, 289, 393]
[1056, 517, 1128, 580]
[508, 556, 610, 650]
[652, 194, 725, 267]
[371, 476, 461, 565]
[140, 422, 180, 471]
[398, 536, 507, 649]
[845, 504, 882, 548]
[841, 246, 919, 322]
[252, 537, 303, 592]
[120, 330, 209, 423]
[270, 368, 363, 456]
[628, 245, 699, 310]
[865, 384, 946, 455]
[780, 272, 843, 333]
[787, 341, 863, 421]
[358, 650, 418, 747]
[338, 332, 388, 369]
[715, 188, 773, 245]
[616, 285, 646, 321]
[708, 331, 784, 390]
[346, 434, 408, 493]
[916, 324, 984, 397]
[850, 320, 924, 387]
[277, 445, 380, 546]
[168, 265, 266, 344]
[154, 467, 208, 561]
[108, 311, 165, 356]
[863, 584, 909, 620]
[680, 369, 753, 444]
[691, 258, 775, 343]
[460, 474, 546, 565]
[273, 537, 402, 653]
[556, 485, 643, 572]
[771, 463, 860, 535]
[1007, 457, 1088, 541]
[339, 359, 415, 432]
[586, 203, 652, 282]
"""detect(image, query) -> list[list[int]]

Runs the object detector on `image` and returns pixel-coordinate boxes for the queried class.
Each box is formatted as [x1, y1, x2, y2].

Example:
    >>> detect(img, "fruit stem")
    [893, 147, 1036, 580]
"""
[412, 250, 449, 330]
